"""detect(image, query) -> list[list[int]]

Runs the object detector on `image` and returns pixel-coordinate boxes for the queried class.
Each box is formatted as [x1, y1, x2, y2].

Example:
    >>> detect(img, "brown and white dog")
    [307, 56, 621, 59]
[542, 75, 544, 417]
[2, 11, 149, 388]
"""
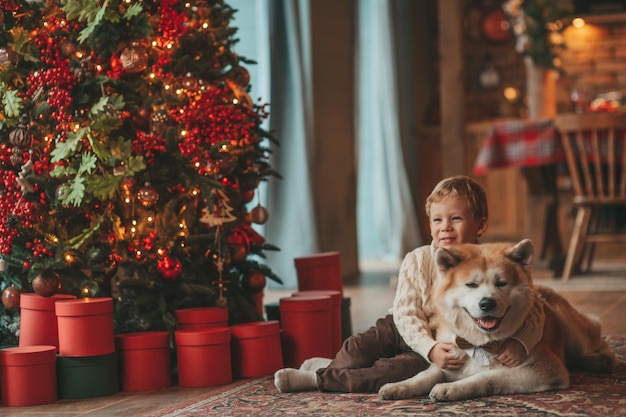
[379, 239, 617, 402]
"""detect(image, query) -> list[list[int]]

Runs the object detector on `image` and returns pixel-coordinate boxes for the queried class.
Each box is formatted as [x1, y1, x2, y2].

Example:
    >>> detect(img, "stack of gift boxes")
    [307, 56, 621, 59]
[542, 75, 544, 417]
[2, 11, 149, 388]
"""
[0, 251, 351, 406]
[267, 251, 352, 368]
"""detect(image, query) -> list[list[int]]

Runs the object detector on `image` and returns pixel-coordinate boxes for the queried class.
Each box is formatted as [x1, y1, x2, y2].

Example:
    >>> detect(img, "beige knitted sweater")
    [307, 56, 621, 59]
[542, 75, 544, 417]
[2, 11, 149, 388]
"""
[393, 242, 545, 361]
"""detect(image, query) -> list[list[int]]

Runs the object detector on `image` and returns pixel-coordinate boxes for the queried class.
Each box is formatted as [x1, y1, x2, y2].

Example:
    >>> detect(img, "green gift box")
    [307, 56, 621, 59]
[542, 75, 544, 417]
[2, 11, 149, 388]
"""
[56, 353, 119, 399]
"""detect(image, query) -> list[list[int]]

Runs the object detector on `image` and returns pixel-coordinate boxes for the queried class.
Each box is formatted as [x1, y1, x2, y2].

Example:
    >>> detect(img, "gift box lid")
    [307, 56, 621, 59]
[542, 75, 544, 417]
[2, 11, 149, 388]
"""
[55, 297, 113, 317]
[175, 328, 230, 346]
[230, 320, 280, 339]
[175, 307, 228, 324]
[294, 251, 340, 268]
[279, 295, 331, 312]
[115, 331, 170, 350]
[292, 290, 342, 305]
[0, 345, 57, 366]
[20, 293, 77, 311]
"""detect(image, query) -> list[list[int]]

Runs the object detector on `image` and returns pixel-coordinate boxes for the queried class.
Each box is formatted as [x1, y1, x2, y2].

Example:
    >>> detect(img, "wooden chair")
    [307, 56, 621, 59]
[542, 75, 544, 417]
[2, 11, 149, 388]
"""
[554, 112, 626, 281]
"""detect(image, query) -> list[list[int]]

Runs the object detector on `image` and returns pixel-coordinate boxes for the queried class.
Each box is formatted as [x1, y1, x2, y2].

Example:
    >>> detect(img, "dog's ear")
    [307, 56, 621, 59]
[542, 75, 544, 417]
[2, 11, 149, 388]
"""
[506, 239, 533, 267]
[435, 247, 464, 271]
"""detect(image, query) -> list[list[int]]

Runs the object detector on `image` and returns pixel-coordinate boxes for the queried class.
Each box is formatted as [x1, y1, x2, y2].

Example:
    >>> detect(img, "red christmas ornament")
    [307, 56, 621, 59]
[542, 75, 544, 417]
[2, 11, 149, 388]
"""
[241, 190, 255, 203]
[32, 269, 60, 297]
[2, 286, 21, 310]
[157, 256, 183, 281]
[230, 244, 248, 262]
[242, 271, 266, 294]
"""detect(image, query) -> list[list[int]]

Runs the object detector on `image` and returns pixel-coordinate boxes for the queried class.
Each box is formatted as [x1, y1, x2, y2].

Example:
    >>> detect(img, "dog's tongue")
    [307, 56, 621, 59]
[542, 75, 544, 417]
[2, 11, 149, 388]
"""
[479, 317, 498, 329]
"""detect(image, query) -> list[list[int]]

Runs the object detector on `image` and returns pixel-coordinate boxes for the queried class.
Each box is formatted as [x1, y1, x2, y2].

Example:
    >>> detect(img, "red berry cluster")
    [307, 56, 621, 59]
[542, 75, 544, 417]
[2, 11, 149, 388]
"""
[173, 86, 261, 165]
[0, 170, 35, 255]
[26, 18, 77, 128]
[151, 0, 189, 74]
[132, 131, 167, 165]
[25, 238, 54, 259]
[158, 0, 188, 42]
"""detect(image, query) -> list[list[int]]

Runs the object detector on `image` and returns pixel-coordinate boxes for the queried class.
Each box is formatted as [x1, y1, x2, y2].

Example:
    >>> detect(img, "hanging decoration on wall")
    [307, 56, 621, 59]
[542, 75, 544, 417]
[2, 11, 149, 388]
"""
[478, 55, 501, 89]
[482, 9, 512, 43]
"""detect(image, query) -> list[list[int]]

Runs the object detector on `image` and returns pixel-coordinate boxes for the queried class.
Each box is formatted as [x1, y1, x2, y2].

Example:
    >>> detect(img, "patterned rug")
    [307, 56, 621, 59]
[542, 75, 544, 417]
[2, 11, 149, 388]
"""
[152, 335, 626, 416]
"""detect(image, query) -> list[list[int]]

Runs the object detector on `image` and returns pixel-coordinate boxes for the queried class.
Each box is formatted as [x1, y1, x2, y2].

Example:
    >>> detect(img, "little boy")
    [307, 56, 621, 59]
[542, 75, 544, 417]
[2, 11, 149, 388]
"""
[275, 175, 544, 393]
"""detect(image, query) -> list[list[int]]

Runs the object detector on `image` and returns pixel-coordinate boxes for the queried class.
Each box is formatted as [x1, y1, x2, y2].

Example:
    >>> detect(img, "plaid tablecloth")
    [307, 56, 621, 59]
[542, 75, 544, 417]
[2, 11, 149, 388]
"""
[473, 118, 566, 176]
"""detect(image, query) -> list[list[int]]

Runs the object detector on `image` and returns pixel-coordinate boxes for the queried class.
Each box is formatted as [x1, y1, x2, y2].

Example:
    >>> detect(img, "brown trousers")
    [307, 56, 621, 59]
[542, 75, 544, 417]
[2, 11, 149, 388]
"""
[315, 314, 429, 393]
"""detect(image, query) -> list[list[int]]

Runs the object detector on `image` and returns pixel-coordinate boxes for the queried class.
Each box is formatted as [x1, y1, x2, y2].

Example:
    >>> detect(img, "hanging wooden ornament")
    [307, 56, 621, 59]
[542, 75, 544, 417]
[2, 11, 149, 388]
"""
[211, 244, 230, 307]
[10, 147, 23, 167]
[9, 114, 33, 148]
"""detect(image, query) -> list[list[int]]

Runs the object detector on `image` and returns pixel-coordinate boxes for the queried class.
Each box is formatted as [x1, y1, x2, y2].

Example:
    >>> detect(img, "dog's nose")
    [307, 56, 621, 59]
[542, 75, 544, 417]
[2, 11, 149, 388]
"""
[479, 297, 496, 312]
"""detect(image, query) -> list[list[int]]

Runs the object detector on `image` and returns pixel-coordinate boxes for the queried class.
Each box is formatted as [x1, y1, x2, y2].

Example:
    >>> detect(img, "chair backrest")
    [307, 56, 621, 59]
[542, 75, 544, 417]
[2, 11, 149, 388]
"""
[554, 112, 626, 203]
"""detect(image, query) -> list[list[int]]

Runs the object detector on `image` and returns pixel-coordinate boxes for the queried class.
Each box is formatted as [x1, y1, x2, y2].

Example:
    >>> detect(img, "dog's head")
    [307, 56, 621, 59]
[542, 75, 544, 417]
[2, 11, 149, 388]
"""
[433, 239, 535, 347]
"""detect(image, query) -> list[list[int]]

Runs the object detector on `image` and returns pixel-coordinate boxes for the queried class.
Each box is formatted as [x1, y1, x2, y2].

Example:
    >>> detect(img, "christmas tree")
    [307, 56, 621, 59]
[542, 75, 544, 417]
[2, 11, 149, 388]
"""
[0, 0, 281, 345]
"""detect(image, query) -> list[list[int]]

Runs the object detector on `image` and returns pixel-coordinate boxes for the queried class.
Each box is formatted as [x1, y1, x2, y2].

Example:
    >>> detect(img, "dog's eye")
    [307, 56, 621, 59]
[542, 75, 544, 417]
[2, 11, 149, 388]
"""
[495, 281, 508, 288]
[465, 282, 478, 288]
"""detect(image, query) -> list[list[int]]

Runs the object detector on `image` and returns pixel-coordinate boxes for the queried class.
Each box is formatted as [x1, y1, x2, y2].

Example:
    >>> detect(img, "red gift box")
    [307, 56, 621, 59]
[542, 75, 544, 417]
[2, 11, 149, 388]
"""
[279, 295, 333, 368]
[19, 293, 77, 351]
[55, 297, 114, 357]
[0, 346, 57, 406]
[175, 328, 231, 387]
[230, 321, 283, 378]
[175, 307, 228, 330]
[294, 252, 343, 294]
[116, 331, 171, 392]
[292, 290, 342, 354]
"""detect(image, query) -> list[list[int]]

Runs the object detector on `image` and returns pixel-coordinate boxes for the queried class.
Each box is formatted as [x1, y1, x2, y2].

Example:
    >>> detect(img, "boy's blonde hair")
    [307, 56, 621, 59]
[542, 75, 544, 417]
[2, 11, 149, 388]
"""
[425, 175, 488, 220]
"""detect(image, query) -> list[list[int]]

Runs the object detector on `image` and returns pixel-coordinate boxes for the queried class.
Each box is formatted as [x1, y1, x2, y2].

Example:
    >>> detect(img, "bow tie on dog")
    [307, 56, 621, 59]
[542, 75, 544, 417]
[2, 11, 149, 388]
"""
[455, 336, 501, 354]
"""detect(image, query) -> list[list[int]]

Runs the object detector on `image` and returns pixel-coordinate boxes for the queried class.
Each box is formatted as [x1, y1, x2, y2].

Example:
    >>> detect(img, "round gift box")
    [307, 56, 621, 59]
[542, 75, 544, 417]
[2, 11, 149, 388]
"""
[279, 296, 333, 368]
[175, 307, 228, 330]
[0, 345, 57, 406]
[294, 252, 343, 294]
[56, 353, 119, 399]
[116, 331, 171, 391]
[230, 321, 283, 378]
[293, 290, 342, 354]
[175, 328, 232, 387]
[19, 293, 77, 351]
[55, 297, 114, 357]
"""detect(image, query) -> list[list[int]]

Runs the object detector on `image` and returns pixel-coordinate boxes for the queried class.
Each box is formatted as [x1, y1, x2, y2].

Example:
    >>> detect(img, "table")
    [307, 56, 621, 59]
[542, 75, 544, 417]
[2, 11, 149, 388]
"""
[472, 118, 566, 275]
[473, 118, 565, 175]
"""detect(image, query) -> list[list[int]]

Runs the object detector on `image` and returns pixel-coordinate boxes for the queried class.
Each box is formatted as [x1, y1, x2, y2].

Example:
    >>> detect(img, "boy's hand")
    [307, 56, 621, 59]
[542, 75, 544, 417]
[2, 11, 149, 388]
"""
[429, 342, 467, 370]
[496, 339, 527, 367]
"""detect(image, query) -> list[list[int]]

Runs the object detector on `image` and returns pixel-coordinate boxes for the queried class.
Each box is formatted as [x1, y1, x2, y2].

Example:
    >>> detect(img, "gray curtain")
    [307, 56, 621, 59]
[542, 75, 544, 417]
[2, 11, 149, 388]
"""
[232, 0, 421, 288]
[262, 0, 318, 288]
[356, 0, 421, 263]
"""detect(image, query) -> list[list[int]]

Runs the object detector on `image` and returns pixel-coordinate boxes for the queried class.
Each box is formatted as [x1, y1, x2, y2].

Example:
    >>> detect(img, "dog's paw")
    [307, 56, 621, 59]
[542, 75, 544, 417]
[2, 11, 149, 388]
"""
[378, 383, 414, 400]
[429, 382, 461, 402]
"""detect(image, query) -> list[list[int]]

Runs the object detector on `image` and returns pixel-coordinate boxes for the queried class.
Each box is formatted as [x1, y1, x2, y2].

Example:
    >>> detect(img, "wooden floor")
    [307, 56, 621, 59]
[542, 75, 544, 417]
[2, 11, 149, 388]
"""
[3, 259, 626, 416]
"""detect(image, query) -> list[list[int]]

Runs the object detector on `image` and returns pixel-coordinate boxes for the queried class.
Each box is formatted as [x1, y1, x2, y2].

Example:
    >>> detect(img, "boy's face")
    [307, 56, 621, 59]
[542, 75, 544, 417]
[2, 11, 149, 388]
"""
[429, 196, 488, 248]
